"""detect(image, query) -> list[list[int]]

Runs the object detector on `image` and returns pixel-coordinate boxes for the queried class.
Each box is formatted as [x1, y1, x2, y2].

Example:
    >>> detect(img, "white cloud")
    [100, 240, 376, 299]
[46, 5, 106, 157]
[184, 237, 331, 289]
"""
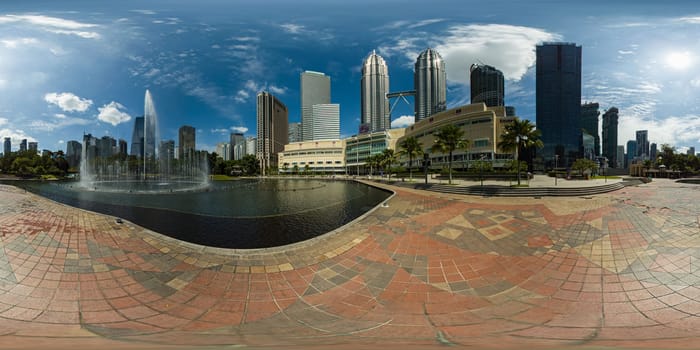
[235, 80, 286, 103]
[280, 23, 304, 34]
[383, 18, 445, 30]
[54, 113, 67, 119]
[618, 50, 634, 55]
[618, 112, 700, 150]
[0, 15, 100, 39]
[0, 128, 36, 148]
[130, 9, 157, 15]
[391, 115, 415, 128]
[231, 126, 248, 134]
[210, 128, 229, 134]
[379, 23, 559, 83]
[97, 102, 131, 126]
[1, 37, 38, 48]
[0, 117, 8, 126]
[234, 90, 249, 103]
[44, 92, 93, 112]
[678, 16, 700, 24]
[269, 85, 287, 95]
[29, 116, 92, 132]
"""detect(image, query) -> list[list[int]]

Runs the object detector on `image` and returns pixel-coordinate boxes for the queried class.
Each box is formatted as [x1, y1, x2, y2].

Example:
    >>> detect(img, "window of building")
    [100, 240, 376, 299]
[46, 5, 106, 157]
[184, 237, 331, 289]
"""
[473, 139, 489, 148]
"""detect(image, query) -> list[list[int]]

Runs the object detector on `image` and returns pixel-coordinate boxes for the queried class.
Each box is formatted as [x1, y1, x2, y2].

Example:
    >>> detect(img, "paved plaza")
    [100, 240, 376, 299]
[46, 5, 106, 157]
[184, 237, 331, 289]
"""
[0, 178, 699, 349]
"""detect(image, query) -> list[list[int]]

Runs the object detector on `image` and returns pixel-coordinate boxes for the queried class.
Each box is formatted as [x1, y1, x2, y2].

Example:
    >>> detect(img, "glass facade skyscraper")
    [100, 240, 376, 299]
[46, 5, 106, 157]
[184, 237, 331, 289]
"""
[301, 71, 331, 141]
[536, 42, 582, 168]
[470, 64, 504, 107]
[178, 125, 196, 160]
[361, 51, 390, 133]
[3, 137, 10, 156]
[130, 116, 145, 157]
[602, 107, 619, 168]
[256, 91, 288, 174]
[636, 130, 649, 159]
[580, 102, 600, 157]
[414, 48, 446, 122]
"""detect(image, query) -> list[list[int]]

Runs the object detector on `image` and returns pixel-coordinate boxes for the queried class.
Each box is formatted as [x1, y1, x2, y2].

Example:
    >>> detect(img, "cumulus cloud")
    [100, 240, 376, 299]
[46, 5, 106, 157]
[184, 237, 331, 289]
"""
[1, 37, 39, 48]
[97, 102, 131, 126]
[0, 15, 100, 39]
[29, 116, 92, 132]
[678, 16, 700, 24]
[44, 92, 93, 112]
[379, 23, 560, 83]
[231, 126, 248, 134]
[211, 126, 249, 135]
[234, 80, 287, 103]
[391, 115, 415, 128]
[618, 112, 700, 150]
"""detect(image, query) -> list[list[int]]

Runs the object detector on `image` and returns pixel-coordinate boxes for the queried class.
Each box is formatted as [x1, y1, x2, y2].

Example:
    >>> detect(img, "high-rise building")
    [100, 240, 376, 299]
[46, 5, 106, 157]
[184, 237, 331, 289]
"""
[636, 130, 649, 159]
[215, 142, 230, 161]
[361, 50, 390, 133]
[97, 136, 116, 158]
[118, 139, 128, 156]
[470, 64, 504, 107]
[626, 140, 637, 168]
[66, 140, 82, 169]
[19, 139, 27, 152]
[28, 142, 38, 153]
[536, 42, 582, 167]
[288, 122, 302, 143]
[616, 145, 625, 169]
[3, 137, 10, 156]
[650, 143, 657, 160]
[301, 71, 331, 141]
[246, 137, 256, 156]
[257, 91, 289, 174]
[230, 132, 246, 160]
[688, 147, 696, 157]
[414, 48, 446, 122]
[159, 140, 175, 163]
[602, 107, 619, 168]
[130, 116, 145, 157]
[309, 104, 340, 140]
[580, 102, 600, 157]
[178, 125, 196, 160]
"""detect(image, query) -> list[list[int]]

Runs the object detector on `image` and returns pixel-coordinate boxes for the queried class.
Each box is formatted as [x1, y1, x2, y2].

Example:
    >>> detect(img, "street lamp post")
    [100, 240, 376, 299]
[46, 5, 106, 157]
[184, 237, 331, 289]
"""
[423, 153, 429, 185]
[479, 154, 486, 187]
[554, 154, 559, 186]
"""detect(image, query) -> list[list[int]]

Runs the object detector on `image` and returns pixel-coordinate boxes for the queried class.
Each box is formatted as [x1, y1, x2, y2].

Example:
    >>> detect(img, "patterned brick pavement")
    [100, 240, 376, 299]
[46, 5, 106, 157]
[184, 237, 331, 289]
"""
[0, 178, 699, 349]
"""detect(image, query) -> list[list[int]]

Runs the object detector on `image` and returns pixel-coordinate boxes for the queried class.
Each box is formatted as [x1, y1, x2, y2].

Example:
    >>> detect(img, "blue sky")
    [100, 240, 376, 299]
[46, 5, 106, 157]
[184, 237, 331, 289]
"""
[1, 0, 700, 154]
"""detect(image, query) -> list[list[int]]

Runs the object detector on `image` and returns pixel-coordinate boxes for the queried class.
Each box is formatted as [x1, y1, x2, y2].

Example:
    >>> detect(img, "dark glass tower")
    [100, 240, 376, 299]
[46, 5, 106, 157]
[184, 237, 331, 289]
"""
[536, 42, 582, 168]
[414, 48, 446, 122]
[256, 91, 289, 175]
[602, 107, 619, 168]
[130, 116, 145, 158]
[580, 102, 600, 156]
[470, 64, 504, 107]
[636, 130, 649, 158]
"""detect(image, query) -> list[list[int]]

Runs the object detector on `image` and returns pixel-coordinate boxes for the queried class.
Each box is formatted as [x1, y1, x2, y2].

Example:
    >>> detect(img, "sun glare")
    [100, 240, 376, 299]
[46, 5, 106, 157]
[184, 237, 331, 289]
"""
[665, 51, 692, 70]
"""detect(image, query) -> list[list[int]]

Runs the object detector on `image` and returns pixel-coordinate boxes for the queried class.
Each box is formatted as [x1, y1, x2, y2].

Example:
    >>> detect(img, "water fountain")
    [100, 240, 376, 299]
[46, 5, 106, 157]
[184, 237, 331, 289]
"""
[79, 90, 210, 193]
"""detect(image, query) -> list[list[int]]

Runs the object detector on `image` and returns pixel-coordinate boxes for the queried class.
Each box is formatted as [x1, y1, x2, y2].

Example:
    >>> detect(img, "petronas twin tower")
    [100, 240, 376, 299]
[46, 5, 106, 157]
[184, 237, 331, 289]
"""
[360, 48, 446, 133]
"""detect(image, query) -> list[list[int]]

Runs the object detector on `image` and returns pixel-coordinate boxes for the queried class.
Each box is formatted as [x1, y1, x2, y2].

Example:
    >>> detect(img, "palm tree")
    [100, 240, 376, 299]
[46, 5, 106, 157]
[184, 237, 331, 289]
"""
[399, 136, 423, 181]
[380, 148, 397, 179]
[431, 124, 469, 185]
[366, 153, 382, 176]
[497, 118, 544, 186]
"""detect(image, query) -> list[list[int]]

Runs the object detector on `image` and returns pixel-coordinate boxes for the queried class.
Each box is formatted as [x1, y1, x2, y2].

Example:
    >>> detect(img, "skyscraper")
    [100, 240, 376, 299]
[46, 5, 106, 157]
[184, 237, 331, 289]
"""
[361, 51, 390, 132]
[650, 143, 657, 160]
[602, 107, 619, 168]
[3, 137, 11, 156]
[688, 147, 696, 156]
[288, 122, 302, 143]
[636, 130, 649, 159]
[130, 116, 145, 157]
[256, 91, 289, 174]
[178, 125, 196, 160]
[19, 139, 27, 152]
[470, 64, 504, 107]
[118, 139, 128, 156]
[230, 132, 246, 160]
[301, 71, 331, 141]
[616, 145, 625, 168]
[28, 142, 38, 153]
[310, 104, 340, 140]
[626, 140, 637, 168]
[580, 102, 600, 157]
[536, 42, 582, 167]
[66, 140, 82, 169]
[414, 48, 446, 122]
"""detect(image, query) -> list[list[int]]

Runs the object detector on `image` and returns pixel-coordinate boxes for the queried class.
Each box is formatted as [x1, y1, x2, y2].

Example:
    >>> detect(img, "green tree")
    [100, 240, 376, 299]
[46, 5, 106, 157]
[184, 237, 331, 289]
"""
[399, 136, 423, 181]
[380, 148, 397, 179]
[572, 158, 598, 177]
[430, 124, 469, 185]
[498, 118, 544, 186]
[239, 154, 259, 175]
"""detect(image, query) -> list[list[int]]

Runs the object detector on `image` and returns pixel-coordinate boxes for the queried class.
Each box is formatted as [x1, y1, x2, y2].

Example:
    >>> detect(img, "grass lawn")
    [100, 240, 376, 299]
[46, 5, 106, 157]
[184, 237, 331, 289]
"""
[210, 174, 240, 181]
[591, 175, 621, 180]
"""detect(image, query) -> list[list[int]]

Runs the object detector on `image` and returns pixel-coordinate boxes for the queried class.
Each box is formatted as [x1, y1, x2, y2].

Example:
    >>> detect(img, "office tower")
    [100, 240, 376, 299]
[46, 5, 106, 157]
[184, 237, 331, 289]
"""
[361, 50, 390, 132]
[470, 64, 504, 107]
[414, 48, 446, 122]
[256, 91, 289, 173]
[580, 102, 600, 156]
[626, 140, 637, 168]
[309, 104, 340, 140]
[689, 147, 696, 156]
[636, 130, 649, 159]
[288, 122, 302, 143]
[505, 106, 516, 116]
[130, 116, 145, 157]
[159, 140, 175, 163]
[178, 125, 196, 160]
[301, 71, 331, 141]
[19, 139, 27, 152]
[3, 137, 10, 156]
[97, 136, 116, 158]
[650, 143, 657, 160]
[616, 145, 625, 168]
[118, 139, 128, 156]
[28, 142, 38, 153]
[230, 132, 246, 160]
[215, 142, 229, 160]
[66, 140, 82, 169]
[602, 107, 619, 169]
[536, 42, 582, 167]
[246, 137, 256, 156]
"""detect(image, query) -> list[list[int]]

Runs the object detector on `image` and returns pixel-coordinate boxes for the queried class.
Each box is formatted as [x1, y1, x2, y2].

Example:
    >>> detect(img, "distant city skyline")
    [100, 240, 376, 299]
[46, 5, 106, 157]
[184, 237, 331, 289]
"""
[1, 1, 700, 155]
